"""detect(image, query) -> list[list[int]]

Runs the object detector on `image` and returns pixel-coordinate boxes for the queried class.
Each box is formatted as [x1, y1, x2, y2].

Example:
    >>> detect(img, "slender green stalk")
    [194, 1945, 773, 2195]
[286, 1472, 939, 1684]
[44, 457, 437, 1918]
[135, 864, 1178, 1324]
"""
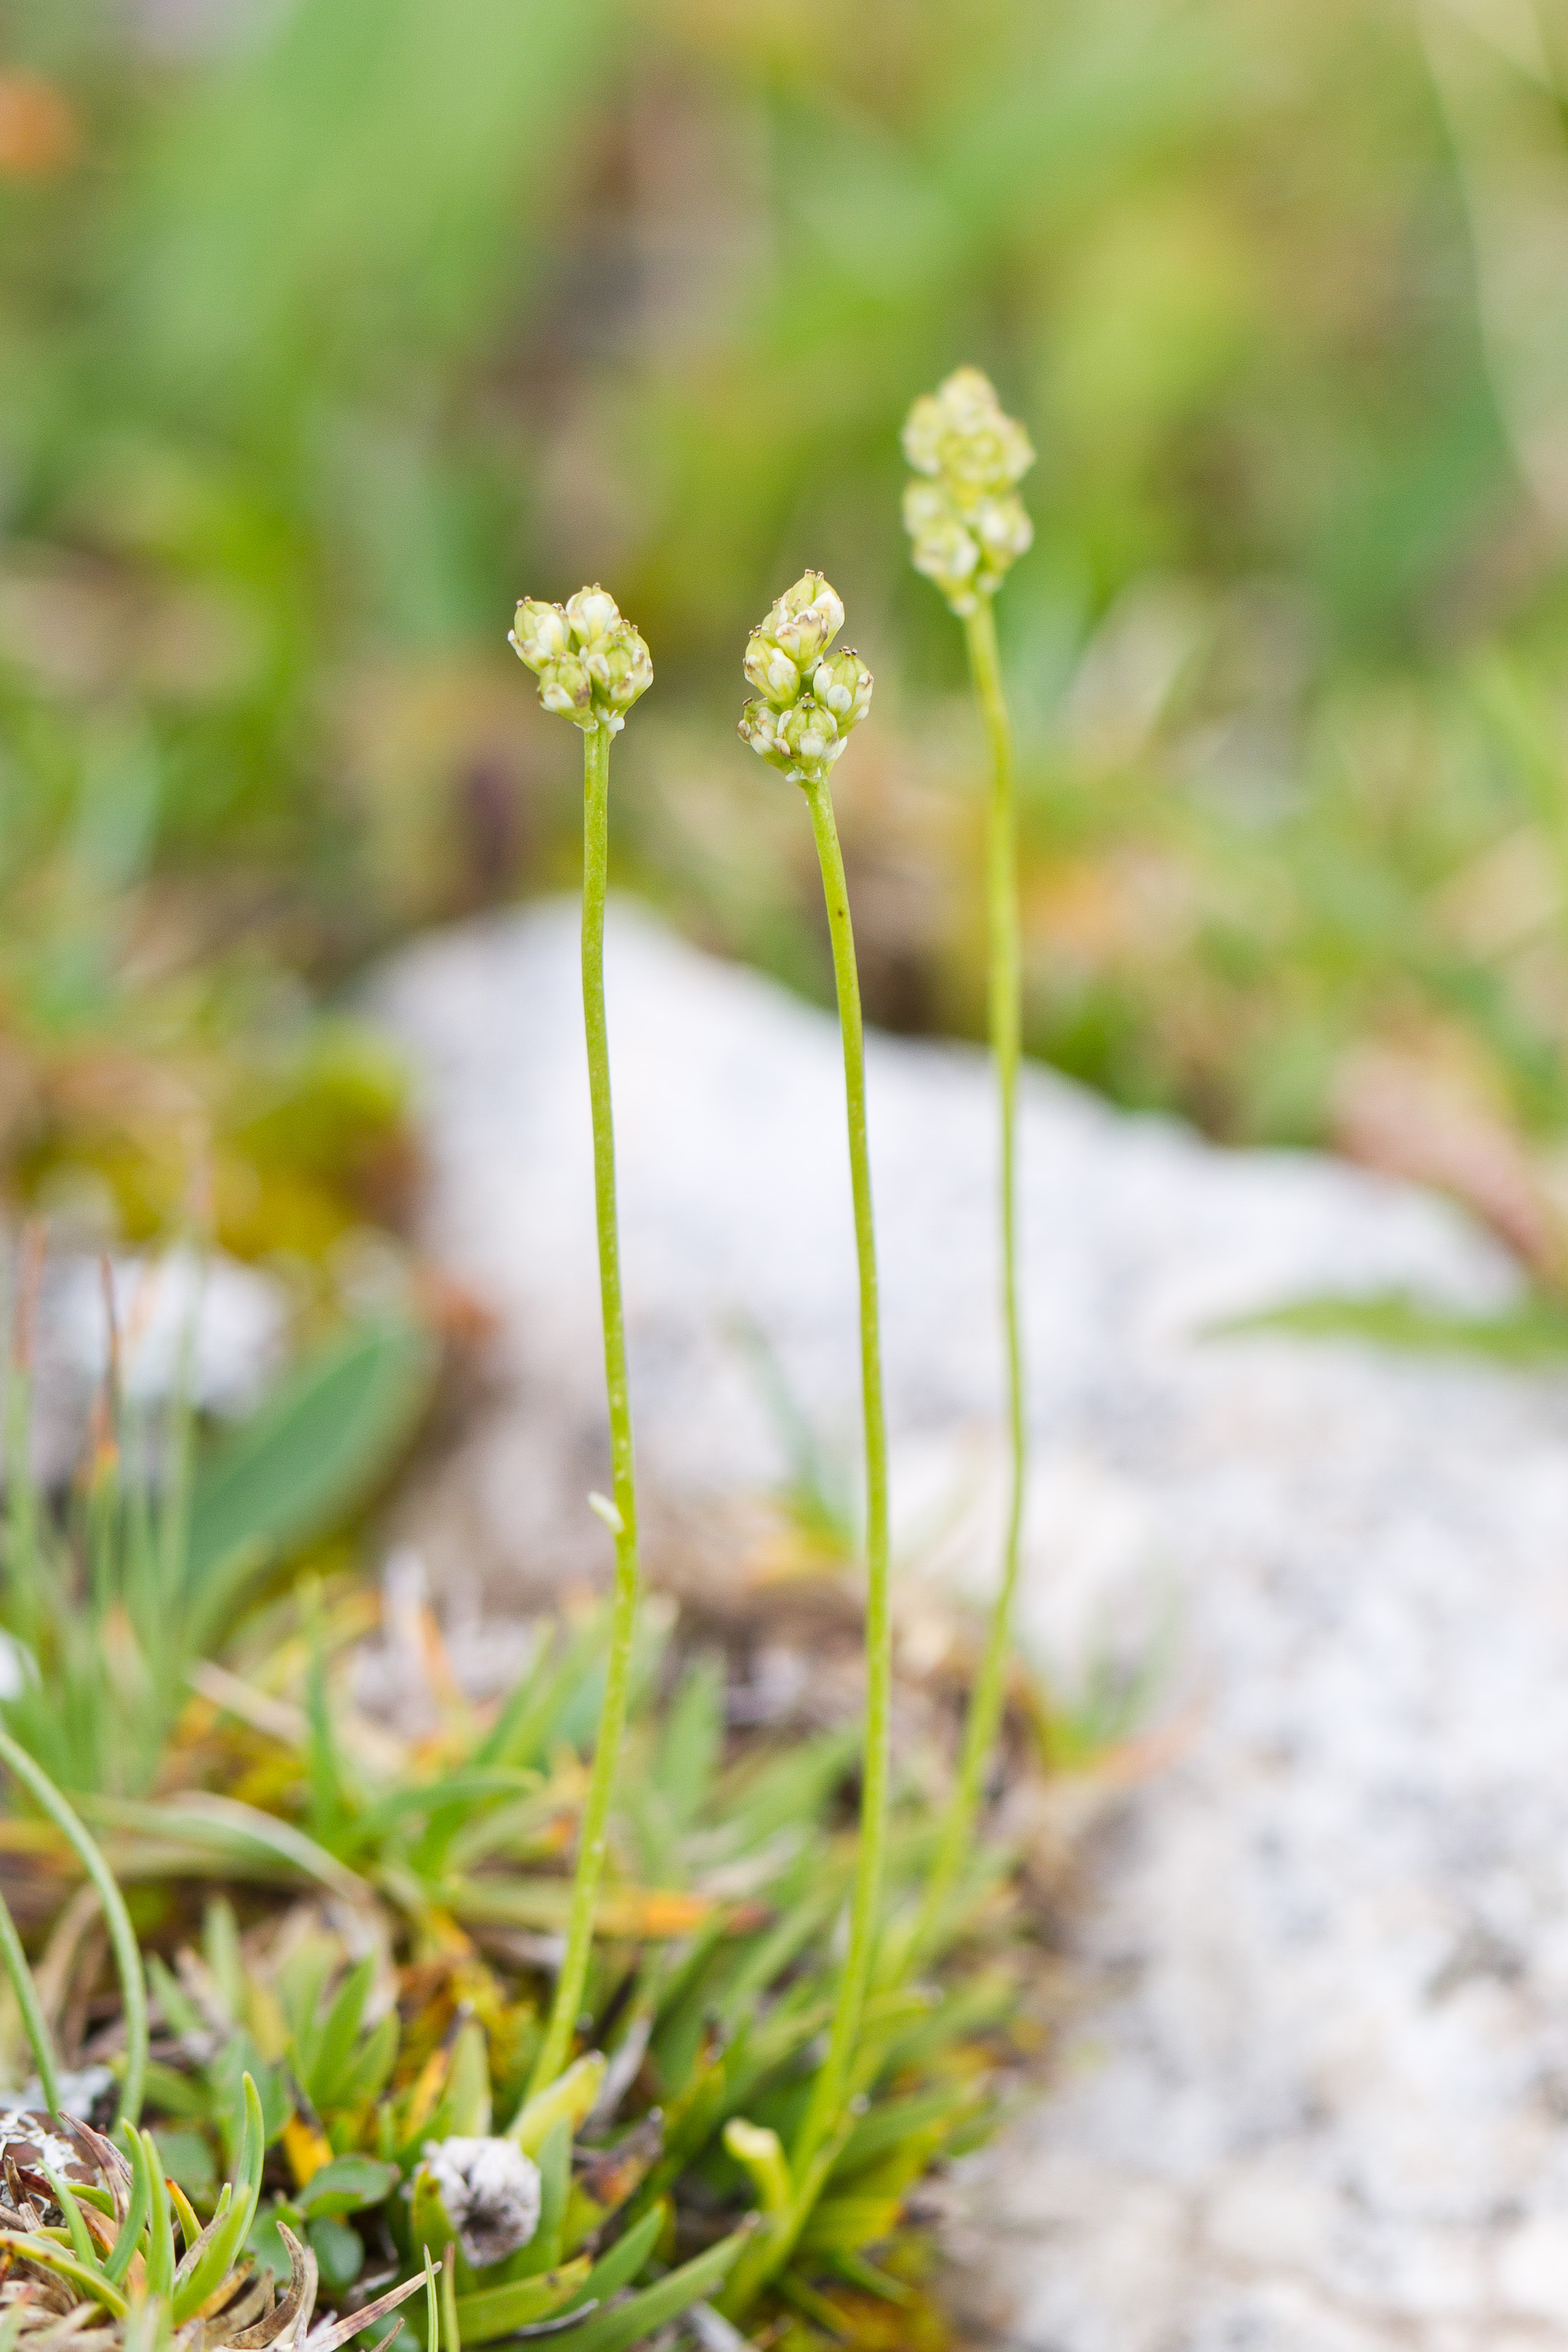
[526, 720, 642, 2099]
[0, 1885, 60, 2114]
[909, 592, 1024, 1961]
[720, 771, 890, 2326]
[0, 1726, 146, 2123]
[789, 775, 893, 2176]
[3, 1224, 45, 1657]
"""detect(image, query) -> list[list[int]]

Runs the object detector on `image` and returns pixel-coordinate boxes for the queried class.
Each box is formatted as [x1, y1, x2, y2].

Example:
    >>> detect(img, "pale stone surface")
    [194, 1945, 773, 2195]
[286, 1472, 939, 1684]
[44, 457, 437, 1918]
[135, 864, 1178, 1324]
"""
[370, 897, 1568, 2350]
[18, 1244, 288, 1483]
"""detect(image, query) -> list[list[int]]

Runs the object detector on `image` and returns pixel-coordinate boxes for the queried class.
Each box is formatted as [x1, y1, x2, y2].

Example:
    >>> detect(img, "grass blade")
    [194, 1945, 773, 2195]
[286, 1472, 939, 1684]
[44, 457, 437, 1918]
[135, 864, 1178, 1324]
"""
[0, 1727, 147, 2125]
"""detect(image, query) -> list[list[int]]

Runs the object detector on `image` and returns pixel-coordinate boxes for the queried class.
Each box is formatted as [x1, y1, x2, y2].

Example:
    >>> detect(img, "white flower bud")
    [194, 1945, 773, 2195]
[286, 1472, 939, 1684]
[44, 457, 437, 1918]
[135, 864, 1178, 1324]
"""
[812, 648, 874, 729]
[420, 2138, 541, 2270]
[743, 632, 804, 709]
[974, 494, 1033, 564]
[536, 653, 593, 724]
[510, 600, 571, 671]
[738, 697, 787, 765]
[781, 699, 839, 769]
[585, 627, 653, 713]
[766, 572, 844, 670]
[564, 585, 621, 645]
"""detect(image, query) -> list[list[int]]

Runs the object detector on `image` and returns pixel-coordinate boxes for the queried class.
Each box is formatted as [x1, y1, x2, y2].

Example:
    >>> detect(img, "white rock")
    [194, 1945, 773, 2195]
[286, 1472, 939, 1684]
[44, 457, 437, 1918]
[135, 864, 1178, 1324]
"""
[51, 1245, 286, 1417]
[1497, 2212, 1568, 2322]
[370, 898, 1568, 2349]
[13, 1242, 289, 1483]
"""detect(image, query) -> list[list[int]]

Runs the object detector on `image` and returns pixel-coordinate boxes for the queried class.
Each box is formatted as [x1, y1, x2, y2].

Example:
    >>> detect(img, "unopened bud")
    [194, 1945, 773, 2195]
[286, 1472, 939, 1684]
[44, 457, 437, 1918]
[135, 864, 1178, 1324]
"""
[974, 494, 1032, 564]
[510, 599, 571, 670]
[585, 628, 653, 717]
[766, 572, 844, 669]
[743, 631, 803, 709]
[780, 699, 840, 770]
[536, 654, 593, 722]
[738, 699, 785, 764]
[811, 648, 874, 729]
[565, 585, 621, 645]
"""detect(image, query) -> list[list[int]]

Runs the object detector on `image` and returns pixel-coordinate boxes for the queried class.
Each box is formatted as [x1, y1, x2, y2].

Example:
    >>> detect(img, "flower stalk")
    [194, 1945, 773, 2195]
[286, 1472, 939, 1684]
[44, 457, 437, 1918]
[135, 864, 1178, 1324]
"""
[792, 766, 890, 2168]
[509, 587, 652, 2097]
[724, 578, 886, 2309]
[903, 370, 1033, 1959]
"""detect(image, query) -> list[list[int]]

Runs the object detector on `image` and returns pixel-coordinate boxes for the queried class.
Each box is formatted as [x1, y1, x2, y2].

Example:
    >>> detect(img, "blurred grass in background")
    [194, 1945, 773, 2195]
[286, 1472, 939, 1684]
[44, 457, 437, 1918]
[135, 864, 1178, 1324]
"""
[5, 0, 1568, 1263]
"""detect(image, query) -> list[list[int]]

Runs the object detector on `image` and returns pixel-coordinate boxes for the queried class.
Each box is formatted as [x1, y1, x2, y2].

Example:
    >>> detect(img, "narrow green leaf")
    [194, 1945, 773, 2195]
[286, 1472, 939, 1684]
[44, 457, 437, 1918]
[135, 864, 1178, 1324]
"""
[173, 2071, 264, 2320]
[562, 2203, 662, 2315]
[184, 1320, 436, 1634]
[0, 2235, 128, 2316]
[507, 2054, 604, 2153]
[544, 2224, 753, 2352]
[306, 1956, 374, 2110]
[330, 2008, 398, 2112]
[144, 2131, 177, 2298]
[508, 2119, 568, 2278]
[43, 2165, 101, 2273]
[0, 1884, 59, 2115]
[0, 1727, 148, 2125]
[298, 2156, 399, 2220]
[405, 2260, 593, 2349]
[105, 2128, 153, 2287]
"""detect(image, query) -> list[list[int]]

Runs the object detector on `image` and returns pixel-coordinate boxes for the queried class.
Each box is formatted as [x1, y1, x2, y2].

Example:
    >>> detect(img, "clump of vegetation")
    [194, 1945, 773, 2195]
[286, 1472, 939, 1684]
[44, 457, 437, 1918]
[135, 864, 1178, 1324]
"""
[0, 1568, 1039, 2349]
[0, 296, 1263, 2352]
[0, 1238, 434, 1806]
[0, 509, 1070, 2349]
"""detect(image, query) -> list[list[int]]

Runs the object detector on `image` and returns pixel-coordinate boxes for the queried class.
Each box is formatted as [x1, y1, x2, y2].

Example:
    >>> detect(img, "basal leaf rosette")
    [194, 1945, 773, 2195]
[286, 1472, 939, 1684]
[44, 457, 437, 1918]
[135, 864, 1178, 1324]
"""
[901, 366, 1034, 616]
[509, 585, 652, 733]
[738, 573, 873, 787]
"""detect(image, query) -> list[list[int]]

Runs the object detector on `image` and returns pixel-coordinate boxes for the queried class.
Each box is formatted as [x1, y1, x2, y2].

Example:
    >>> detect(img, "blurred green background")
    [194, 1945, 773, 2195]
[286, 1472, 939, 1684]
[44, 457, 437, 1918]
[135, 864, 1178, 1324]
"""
[6, 0, 1568, 1273]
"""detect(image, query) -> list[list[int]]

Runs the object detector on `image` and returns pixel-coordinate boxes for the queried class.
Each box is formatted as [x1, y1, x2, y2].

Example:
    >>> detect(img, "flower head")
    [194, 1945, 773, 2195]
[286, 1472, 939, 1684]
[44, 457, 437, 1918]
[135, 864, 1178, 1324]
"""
[420, 2137, 542, 2269]
[901, 368, 1034, 614]
[509, 585, 652, 732]
[739, 573, 872, 787]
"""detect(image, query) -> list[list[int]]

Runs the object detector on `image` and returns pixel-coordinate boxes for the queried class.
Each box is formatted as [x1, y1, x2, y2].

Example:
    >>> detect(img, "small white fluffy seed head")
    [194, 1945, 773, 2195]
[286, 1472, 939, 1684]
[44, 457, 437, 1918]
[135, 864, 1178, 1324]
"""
[420, 2138, 542, 2270]
[739, 573, 871, 787]
[901, 367, 1034, 612]
[509, 587, 652, 732]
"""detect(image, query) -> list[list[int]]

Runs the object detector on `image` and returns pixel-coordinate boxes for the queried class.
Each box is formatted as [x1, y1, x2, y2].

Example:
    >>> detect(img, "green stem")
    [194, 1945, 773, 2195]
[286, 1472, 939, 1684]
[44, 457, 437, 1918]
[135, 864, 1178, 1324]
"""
[721, 772, 890, 2326]
[526, 721, 642, 2100]
[790, 775, 893, 2176]
[0, 1727, 146, 2124]
[909, 592, 1024, 1962]
[0, 1886, 60, 2116]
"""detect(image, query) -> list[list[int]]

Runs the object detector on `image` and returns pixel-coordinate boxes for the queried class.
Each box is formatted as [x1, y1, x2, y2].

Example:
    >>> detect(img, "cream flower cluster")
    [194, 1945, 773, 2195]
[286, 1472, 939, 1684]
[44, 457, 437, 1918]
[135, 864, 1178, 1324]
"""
[737, 572, 873, 787]
[901, 366, 1034, 616]
[508, 585, 652, 732]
